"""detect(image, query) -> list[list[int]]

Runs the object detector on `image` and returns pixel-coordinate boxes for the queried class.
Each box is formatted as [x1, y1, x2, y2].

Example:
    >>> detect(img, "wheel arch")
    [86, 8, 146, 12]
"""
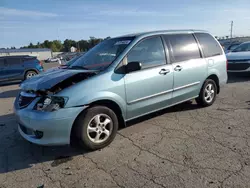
[70, 99, 126, 146]
[24, 69, 39, 79]
[206, 74, 220, 94]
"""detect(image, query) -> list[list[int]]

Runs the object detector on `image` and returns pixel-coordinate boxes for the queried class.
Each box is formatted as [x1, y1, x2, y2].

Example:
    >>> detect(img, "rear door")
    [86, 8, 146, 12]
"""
[5, 57, 24, 80]
[163, 33, 207, 104]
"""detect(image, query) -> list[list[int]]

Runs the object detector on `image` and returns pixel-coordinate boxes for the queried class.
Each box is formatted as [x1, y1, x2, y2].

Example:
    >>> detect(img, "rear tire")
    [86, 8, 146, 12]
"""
[196, 79, 217, 107]
[75, 106, 118, 150]
[25, 70, 37, 80]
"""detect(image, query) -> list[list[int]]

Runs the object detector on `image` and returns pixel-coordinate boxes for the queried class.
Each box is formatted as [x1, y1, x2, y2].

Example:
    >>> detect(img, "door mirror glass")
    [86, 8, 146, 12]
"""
[126, 61, 141, 73]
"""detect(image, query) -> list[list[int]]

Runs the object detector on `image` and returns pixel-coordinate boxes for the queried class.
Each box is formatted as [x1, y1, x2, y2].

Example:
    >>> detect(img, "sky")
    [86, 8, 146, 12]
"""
[1, 0, 250, 48]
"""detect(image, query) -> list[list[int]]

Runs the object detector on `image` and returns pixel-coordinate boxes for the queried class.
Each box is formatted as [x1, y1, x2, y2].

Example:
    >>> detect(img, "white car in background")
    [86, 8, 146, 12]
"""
[226, 42, 250, 73]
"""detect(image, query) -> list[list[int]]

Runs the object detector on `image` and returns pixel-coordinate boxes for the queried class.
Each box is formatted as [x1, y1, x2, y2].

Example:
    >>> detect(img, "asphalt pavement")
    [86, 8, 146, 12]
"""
[0, 66, 250, 188]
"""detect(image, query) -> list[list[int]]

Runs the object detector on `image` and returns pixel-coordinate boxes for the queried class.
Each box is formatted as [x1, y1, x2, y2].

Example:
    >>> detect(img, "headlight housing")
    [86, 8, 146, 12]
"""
[35, 96, 68, 112]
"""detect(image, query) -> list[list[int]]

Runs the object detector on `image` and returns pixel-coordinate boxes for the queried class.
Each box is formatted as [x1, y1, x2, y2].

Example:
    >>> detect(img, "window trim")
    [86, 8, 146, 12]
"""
[115, 35, 169, 73]
[192, 34, 204, 58]
[163, 33, 202, 64]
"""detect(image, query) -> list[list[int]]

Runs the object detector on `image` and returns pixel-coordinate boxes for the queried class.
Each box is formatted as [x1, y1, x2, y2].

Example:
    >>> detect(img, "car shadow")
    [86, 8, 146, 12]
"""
[0, 89, 20, 98]
[0, 101, 200, 174]
[227, 73, 250, 84]
[246, 101, 250, 110]
[0, 113, 89, 174]
[126, 100, 199, 126]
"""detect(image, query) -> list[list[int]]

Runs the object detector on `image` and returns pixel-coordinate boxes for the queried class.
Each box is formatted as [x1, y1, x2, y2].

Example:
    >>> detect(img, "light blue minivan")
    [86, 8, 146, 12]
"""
[14, 30, 227, 150]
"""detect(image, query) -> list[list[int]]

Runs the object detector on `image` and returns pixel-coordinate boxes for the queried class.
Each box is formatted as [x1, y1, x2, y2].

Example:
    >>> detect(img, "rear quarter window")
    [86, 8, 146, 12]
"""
[0, 58, 4, 67]
[6, 57, 21, 65]
[23, 57, 37, 63]
[195, 33, 223, 58]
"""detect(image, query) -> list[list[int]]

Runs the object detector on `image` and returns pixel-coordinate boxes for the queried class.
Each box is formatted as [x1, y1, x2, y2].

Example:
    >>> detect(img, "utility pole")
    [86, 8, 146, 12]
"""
[230, 21, 233, 43]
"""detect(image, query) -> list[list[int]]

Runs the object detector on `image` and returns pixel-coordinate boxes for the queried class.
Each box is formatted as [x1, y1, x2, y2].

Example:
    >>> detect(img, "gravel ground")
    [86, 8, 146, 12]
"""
[0, 69, 250, 188]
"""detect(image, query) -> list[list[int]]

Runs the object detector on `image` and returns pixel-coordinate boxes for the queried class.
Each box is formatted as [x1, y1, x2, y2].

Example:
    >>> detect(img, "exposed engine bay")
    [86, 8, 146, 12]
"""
[37, 72, 96, 95]
[21, 70, 97, 96]
[19, 71, 97, 111]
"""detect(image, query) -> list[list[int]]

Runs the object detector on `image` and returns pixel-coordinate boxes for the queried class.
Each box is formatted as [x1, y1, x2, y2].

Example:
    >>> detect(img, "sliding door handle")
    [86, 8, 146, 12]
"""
[174, 65, 182, 71]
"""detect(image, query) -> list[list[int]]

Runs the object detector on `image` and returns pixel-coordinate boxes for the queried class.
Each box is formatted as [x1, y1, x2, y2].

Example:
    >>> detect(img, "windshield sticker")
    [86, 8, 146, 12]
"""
[114, 40, 131, 45]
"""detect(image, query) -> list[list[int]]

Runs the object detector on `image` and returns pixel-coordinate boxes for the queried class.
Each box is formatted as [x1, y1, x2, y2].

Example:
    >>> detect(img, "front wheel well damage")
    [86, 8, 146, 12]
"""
[206, 74, 220, 94]
[70, 99, 125, 146]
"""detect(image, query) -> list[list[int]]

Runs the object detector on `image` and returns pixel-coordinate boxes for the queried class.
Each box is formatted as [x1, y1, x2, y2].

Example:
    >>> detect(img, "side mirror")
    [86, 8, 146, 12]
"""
[126, 61, 141, 73]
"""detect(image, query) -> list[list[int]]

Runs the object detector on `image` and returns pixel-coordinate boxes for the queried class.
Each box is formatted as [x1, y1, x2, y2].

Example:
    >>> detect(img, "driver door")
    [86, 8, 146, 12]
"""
[124, 36, 174, 120]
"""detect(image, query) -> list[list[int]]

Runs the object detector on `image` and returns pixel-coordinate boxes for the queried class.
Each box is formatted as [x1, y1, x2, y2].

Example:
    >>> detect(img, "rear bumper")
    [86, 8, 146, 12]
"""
[14, 97, 87, 146]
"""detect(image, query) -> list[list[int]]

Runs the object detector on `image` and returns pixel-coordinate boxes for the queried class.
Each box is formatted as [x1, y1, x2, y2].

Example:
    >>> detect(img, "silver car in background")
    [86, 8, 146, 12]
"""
[226, 41, 250, 73]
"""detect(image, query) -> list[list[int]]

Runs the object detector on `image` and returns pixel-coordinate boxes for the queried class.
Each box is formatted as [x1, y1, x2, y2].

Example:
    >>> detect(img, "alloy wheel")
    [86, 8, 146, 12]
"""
[204, 83, 215, 103]
[87, 114, 113, 144]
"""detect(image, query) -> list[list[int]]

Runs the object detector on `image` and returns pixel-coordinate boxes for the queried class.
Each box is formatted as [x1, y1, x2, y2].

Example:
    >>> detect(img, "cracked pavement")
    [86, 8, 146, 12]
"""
[0, 72, 250, 188]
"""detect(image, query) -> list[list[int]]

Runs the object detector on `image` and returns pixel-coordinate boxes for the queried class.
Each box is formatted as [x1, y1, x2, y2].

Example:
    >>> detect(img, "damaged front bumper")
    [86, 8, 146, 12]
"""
[14, 96, 87, 146]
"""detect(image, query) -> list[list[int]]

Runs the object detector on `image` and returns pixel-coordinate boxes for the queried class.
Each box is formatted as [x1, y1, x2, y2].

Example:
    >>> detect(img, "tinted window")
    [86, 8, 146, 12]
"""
[127, 36, 166, 68]
[6, 57, 21, 65]
[23, 57, 37, 63]
[0, 58, 4, 68]
[232, 43, 250, 52]
[195, 33, 223, 57]
[164, 34, 201, 62]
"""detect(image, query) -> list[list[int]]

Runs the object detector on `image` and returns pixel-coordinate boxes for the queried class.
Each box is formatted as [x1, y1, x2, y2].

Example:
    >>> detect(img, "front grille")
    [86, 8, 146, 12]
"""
[18, 94, 35, 108]
[227, 63, 250, 71]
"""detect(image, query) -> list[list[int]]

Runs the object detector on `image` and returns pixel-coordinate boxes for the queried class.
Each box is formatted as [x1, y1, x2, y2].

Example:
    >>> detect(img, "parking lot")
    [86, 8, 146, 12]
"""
[0, 63, 250, 188]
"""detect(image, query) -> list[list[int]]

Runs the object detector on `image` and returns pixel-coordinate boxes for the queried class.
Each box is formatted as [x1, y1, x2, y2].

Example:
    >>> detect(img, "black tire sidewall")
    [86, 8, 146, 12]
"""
[76, 106, 118, 150]
[25, 71, 37, 80]
[201, 79, 217, 106]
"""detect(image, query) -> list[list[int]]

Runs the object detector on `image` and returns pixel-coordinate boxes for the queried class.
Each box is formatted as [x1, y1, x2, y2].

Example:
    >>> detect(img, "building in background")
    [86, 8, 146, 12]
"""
[70, 46, 77, 52]
[0, 48, 52, 60]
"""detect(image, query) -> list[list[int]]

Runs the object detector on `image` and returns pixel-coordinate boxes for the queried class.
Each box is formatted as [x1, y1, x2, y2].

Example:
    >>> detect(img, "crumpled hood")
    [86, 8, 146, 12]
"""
[226, 52, 250, 60]
[20, 68, 97, 91]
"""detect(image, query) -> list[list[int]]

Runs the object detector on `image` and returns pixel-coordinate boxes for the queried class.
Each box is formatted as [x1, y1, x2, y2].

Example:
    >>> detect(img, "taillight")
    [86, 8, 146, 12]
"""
[226, 60, 228, 70]
[39, 61, 43, 67]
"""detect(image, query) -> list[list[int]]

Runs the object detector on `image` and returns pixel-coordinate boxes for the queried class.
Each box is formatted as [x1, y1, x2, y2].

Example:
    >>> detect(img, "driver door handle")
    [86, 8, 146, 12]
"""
[159, 69, 170, 75]
[174, 65, 182, 71]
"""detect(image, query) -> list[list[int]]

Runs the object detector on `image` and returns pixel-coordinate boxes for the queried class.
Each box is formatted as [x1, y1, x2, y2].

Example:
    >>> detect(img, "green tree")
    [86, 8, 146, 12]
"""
[43, 40, 50, 48]
[63, 39, 76, 52]
[28, 42, 34, 48]
[50, 43, 58, 52]
[53, 40, 63, 52]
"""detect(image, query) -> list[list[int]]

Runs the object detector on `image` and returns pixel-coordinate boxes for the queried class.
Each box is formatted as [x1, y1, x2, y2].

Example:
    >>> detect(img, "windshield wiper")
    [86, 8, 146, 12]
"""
[69, 66, 89, 70]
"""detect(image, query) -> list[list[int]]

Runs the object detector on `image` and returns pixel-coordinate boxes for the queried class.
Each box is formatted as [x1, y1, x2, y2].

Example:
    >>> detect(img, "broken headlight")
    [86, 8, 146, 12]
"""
[35, 96, 68, 112]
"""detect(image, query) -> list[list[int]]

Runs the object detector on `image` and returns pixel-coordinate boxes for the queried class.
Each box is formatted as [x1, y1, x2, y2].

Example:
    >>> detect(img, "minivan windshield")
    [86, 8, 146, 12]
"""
[69, 37, 135, 70]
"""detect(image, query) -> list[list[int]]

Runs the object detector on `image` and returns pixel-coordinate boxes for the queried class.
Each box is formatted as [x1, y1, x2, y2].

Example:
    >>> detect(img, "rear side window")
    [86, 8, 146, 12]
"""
[164, 34, 201, 62]
[23, 57, 36, 63]
[195, 33, 223, 58]
[6, 58, 21, 65]
[0, 58, 4, 67]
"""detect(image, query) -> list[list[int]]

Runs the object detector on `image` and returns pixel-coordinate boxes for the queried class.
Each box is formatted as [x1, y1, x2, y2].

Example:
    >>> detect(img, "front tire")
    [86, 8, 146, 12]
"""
[75, 106, 118, 150]
[196, 79, 217, 107]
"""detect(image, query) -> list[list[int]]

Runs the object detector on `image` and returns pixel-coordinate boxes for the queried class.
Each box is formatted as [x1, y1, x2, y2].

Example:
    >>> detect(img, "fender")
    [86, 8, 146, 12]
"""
[65, 91, 127, 118]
